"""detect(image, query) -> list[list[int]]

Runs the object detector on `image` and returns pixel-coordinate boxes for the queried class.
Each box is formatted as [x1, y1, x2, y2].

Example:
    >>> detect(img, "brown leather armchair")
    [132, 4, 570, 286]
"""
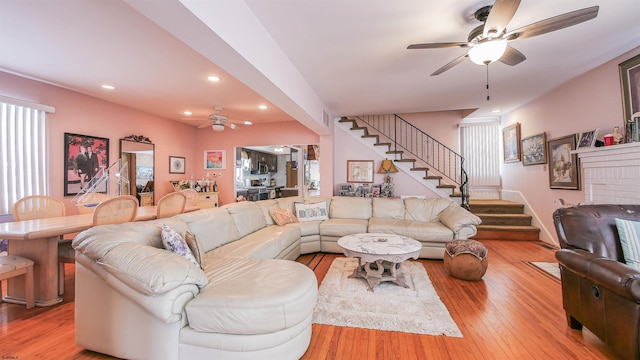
[553, 205, 640, 360]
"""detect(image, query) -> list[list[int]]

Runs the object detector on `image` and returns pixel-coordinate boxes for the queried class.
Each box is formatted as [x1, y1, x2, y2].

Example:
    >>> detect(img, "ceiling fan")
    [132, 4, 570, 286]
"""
[181, 106, 253, 131]
[407, 0, 599, 76]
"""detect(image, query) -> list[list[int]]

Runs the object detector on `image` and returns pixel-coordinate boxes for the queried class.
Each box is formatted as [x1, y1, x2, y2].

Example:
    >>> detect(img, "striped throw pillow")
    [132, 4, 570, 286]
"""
[615, 218, 640, 270]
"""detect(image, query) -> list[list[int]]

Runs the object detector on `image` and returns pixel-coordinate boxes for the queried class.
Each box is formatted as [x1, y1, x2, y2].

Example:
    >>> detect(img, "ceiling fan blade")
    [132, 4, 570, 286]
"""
[407, 42, 469, 50]
[484, 0, 521, 38]
[227, 123, 238, 130]
[505, 6, 599, 41]
[430, 53, 468, 76]
[499, 46, 526, 66]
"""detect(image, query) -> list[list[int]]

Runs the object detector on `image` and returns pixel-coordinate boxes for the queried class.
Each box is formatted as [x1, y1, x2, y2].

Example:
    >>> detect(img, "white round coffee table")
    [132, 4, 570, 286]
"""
[337, 233, 422, 291]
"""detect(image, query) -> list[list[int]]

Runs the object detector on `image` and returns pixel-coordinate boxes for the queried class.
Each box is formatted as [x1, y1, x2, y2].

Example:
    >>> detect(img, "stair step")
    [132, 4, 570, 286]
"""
[411, 167, 429, 172]
[362, 134, 378, 138]
[436, 184, 455, 189]
[477, 213, 532, 226]
[469, 200, 524, 214]
[473, 225, 540, 241]
[395, 159, 416, 163]
[375, 142, 391, 147]
[352, 126, 367, 131]
[386, 150, 403, 154]
[424, 175, 442, 180]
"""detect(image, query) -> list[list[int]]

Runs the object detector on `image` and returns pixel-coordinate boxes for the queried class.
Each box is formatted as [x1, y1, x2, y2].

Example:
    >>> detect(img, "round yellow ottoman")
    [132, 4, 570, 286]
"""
[443, 240, 488, 281]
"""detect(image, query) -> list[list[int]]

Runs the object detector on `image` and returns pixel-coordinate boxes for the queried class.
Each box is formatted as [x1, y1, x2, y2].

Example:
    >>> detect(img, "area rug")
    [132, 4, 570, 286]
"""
[525, 261, 561, 281]
[312, 257, 462, 337]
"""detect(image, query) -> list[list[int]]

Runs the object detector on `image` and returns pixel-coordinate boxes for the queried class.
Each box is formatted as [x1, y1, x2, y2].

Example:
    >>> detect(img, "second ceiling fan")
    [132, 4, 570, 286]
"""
[407, 0, 599, 76]
[182, 106, 253, 132]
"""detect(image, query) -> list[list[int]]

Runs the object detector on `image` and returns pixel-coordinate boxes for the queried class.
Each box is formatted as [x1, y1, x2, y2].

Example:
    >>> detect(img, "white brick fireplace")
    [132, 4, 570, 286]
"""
[574, 142, 640, 204]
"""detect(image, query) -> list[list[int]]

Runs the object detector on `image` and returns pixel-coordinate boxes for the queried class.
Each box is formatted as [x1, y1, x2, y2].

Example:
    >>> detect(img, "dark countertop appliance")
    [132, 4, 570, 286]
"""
[251, 162, 269, 174]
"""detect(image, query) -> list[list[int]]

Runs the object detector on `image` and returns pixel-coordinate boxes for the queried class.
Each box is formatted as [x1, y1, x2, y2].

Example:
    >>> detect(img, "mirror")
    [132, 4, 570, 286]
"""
[120, 135, 154, 206]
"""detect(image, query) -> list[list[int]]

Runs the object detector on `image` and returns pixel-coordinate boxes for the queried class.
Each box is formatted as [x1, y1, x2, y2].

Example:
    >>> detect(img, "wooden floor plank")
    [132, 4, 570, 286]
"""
[1, 241, 621, 359]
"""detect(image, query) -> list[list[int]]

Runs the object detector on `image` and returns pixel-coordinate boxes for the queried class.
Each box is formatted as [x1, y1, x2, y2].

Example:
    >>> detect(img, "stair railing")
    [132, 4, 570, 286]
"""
[355, 114, 469, 208]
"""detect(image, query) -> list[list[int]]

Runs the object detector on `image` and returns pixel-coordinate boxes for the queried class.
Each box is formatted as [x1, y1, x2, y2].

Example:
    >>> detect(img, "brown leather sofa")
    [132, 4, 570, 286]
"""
[553, 205, 640, 360]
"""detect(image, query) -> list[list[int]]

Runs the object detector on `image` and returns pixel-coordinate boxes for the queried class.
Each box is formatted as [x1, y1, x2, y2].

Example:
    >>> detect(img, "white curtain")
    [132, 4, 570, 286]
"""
[460, 121, 500, 187]
[0, 101, 48, 214]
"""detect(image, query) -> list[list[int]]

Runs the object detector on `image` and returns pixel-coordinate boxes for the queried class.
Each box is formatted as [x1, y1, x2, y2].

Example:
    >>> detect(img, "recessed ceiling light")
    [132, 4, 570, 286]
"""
[492, 109, 501, 113]
[207, 75, 220, 82]
[101, 85, 115, 90]
[259, 105, 267, 110]
[183, 111, 192, 115]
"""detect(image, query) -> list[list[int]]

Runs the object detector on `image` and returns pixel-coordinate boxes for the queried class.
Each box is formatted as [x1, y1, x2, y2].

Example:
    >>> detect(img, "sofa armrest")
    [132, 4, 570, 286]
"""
[439, 204, 481, 238]
[76, 253, 201, 324]
[92, 242, 208, 295]
[556, 248, 640, 302]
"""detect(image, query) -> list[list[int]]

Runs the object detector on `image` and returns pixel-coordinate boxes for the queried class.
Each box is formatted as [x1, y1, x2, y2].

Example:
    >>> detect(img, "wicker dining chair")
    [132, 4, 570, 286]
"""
[92, 195, 138, 226]
[181, 188, 198, 208]
[156, 192, 187, 219]
[12, 195, 71, 295]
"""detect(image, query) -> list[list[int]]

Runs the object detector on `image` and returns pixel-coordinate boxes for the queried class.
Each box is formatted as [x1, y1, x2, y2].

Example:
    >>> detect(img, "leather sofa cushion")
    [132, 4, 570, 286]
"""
[255, 199, 279, 226]
[185, 258, 317, 335]
[368, 217, 454, 242]
[276, 196, 304, 213]
[287, 220, 321, 237]
[206, 225, 301, 259]
[404, 198, 452, 222]
[176, 208, 240, 253]
[224, 202, 267, 238]
[330, 197, 372, 219]
[319, 218, 368, 237]
[372, 197, 405, 219]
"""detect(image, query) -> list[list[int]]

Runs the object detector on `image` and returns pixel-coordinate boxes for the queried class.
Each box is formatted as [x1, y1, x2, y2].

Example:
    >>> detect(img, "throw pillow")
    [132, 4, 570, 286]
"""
[161, 224, 199, 268]
[184, 231, 204, 269]
[269, 208, 299, 226]
[294, 201, 329, 222]
[615, 218, 640, 270]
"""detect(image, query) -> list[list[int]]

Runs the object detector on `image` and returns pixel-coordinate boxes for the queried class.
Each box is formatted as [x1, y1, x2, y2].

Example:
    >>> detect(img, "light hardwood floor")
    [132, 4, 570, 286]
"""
[0, 240, 620, 359]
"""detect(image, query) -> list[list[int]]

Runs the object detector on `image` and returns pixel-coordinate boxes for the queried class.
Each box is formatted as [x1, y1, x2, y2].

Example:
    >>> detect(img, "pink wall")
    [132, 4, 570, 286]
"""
[501, 46, 640, 244]
[0, 71, 198, 214]
[0, 71, 322, 211]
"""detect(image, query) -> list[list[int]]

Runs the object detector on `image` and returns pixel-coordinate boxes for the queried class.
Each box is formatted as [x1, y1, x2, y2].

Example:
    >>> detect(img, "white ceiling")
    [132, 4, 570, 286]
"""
[1, 0, 639, 134]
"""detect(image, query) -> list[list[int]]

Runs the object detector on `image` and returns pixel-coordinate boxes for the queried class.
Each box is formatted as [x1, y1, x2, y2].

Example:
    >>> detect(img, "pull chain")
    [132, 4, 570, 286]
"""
[485, 63, 490, 101]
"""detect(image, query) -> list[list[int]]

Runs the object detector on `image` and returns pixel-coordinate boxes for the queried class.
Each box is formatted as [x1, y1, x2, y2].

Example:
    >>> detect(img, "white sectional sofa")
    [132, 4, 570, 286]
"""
[72, 196, 480, 359]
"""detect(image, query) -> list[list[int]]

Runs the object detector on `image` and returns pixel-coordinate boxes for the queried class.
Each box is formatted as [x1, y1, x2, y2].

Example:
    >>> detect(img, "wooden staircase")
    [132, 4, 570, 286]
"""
[469, 199, 540, 241]
[339, 117, 462, 199]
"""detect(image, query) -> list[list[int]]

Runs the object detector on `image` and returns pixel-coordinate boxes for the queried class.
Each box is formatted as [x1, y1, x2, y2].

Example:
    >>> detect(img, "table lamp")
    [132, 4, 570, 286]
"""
[378, 159, 398, 183]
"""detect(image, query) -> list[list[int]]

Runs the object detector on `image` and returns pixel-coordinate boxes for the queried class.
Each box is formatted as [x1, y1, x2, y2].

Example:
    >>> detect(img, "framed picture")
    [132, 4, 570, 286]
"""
[204, 149, 226, 170]
[64, 132, 109, 196]
[619, 53, 640, 124]
[547, 134, 579, 190]
[577, 129, 598, 149]
[169, 156, 185, 174]
[502, 123, 521, 163]
[521, 132, 547, 166]
[347, 160, 374, 183]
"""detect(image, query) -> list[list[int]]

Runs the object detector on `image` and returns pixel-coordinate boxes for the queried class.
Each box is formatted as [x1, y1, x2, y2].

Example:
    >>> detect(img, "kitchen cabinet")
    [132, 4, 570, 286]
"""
[286, 161, 297, 188]
[267, 154, 277, 172]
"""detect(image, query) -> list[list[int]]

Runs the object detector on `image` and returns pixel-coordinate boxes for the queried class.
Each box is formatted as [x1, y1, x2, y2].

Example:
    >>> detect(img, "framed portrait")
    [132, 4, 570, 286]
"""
[547, 134, 580, 190]
[204, 150, 226, 170]
[619, 53, 640, 124]
[577, 129, 599, 149]
[169, 156, 185, 174]
[502, 123, 521, 163]
[64, 132, 109, 196]
[347, 160, 374, 183]
[521, 132, 547, 166]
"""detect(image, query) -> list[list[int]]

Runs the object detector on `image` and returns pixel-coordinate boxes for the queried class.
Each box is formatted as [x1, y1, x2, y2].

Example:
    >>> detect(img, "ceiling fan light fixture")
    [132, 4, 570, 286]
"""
[212, 123, 225, 132]
[468, 39, 507, 65]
